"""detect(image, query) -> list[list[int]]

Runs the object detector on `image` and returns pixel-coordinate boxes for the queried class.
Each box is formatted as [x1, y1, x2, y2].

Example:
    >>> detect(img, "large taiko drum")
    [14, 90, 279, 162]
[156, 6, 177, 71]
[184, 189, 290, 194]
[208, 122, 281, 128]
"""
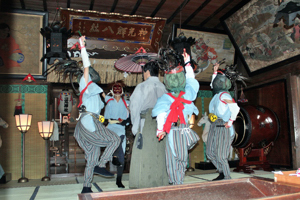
[232, 105, 280, 149]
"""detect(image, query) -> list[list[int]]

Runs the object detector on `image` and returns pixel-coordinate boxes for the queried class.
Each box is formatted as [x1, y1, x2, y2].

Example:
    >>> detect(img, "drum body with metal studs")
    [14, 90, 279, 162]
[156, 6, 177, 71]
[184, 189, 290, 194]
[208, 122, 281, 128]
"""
[232, 105, 280, 149]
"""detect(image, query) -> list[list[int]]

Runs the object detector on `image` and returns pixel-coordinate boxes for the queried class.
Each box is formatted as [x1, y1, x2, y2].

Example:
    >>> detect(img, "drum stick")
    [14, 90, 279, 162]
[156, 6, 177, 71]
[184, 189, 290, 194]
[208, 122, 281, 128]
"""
[217, 58, 226, 65]
[158, 135, 164, 141]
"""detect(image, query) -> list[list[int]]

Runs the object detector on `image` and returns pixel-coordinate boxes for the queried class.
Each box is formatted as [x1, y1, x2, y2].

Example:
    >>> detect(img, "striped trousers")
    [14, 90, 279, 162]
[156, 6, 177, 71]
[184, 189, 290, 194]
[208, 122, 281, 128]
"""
[74, 114, 120, 187]
[206, 119, 234, 179]
[166, 125, 200, 185]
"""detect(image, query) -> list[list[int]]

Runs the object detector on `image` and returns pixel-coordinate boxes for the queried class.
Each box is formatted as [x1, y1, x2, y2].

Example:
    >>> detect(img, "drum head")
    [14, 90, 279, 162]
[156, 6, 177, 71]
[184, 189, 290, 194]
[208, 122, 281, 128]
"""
[232, 107, 252, 148]
[232, 105, 280, 149]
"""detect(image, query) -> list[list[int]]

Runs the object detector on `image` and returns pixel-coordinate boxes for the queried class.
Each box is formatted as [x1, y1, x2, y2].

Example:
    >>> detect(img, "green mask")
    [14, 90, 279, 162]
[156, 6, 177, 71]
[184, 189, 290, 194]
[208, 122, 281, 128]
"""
[164, 71, 186, 96]
[212, 74, 232, 95]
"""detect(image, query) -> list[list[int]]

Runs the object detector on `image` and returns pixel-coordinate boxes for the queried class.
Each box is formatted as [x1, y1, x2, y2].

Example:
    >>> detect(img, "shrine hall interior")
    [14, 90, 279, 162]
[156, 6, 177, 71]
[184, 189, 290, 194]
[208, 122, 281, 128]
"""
[0, 0, 299, 195]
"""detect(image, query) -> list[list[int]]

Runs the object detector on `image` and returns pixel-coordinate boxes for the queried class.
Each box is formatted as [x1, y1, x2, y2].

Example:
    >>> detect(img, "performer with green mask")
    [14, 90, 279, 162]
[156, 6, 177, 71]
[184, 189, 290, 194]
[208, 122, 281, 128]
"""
[152, 48, 200, 185]
[206, 63, 240, 181]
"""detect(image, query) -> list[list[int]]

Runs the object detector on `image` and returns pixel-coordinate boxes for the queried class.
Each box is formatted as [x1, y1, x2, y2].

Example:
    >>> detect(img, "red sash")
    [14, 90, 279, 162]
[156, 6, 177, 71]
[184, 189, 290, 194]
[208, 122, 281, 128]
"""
[106, 97, 127, 108]
[219, 92, 235, 104]
[77, 81, 93, 108]
[163, 91, 192, 133]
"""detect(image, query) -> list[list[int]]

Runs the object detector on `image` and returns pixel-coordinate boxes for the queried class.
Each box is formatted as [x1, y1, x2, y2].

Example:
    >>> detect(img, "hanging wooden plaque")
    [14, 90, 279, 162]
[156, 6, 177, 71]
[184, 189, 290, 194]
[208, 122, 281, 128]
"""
[60, 8, 166, 54]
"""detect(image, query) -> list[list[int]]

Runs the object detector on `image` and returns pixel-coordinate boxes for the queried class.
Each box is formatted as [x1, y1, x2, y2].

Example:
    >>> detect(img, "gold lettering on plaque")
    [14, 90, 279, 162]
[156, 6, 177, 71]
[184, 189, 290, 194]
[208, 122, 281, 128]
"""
[116, 26, 128, 38]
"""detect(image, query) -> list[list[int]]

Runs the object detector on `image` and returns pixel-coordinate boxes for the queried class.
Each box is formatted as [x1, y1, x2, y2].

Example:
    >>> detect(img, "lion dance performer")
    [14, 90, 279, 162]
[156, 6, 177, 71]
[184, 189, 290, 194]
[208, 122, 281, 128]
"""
[74, 36, 120, 193]
[206, 63, 240, 181]
[152, 48, 200, 185]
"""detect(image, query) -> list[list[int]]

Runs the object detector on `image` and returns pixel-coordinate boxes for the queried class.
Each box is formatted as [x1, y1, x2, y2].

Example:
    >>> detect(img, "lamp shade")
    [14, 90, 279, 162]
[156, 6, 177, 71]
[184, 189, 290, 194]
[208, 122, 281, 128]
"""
[15, 114, 32, 133]
[38, 121, 54, 140]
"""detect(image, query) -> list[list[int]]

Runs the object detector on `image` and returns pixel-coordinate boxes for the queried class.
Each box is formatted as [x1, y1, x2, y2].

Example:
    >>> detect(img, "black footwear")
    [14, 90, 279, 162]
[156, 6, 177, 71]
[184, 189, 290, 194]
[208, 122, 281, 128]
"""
[112, 156, 122, 167]
[212, 173, 224, 181]
[94, 166, 114, 178]
[81, 187, 93, 193]
[116, 176, 125, 188]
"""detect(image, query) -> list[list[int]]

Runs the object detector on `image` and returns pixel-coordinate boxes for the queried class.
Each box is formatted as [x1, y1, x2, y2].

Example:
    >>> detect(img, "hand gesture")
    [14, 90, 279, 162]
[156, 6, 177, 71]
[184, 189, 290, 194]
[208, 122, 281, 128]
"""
[157, 131, 166, 141]
[79, 36, 86, 48]
[182, 48, 190, 64]
[213, 63, 220, 73]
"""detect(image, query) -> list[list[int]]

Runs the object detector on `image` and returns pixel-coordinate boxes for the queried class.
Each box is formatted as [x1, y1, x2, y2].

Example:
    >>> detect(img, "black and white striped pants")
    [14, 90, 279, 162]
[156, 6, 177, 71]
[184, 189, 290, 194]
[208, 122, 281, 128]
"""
[166, 124, 200, 185]
[206, 119, 234, 179]
[74, 114, 120, 187]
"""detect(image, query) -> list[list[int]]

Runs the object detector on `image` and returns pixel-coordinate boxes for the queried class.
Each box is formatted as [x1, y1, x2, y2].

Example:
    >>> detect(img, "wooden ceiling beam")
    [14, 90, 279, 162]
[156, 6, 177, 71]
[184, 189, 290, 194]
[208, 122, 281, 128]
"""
[67, 0, 70, 8]
[43, 0, 47, 11]
[89, 0, 95, 10]
[198, 0, 233, 27]
[166, 0, 191, 24]
[20, 0, 25, 9]
[110, 0, 118, 12]
[150, 0, 166, 17]
[130, 0, 143, 15]
[182, 0, 211, 26]
[214, 23, 222, 29]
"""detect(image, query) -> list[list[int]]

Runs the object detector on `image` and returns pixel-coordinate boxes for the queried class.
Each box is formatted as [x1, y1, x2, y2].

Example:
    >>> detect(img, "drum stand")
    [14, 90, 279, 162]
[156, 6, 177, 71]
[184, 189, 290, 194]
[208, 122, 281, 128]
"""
[233, 142, 274, 174]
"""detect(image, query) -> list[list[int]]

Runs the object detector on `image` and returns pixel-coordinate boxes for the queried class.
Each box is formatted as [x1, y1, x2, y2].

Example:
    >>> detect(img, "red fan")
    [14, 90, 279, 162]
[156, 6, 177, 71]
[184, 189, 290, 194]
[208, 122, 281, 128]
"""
[114, 47, 157, 73]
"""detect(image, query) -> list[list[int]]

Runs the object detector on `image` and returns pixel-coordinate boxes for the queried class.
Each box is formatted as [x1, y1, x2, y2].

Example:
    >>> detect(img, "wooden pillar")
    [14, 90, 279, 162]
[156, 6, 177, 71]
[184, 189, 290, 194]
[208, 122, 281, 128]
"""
[289, 75, 300, 169]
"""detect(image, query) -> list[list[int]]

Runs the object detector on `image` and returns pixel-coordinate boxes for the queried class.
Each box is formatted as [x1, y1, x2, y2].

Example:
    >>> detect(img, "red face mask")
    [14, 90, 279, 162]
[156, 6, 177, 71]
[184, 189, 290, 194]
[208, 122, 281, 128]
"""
[112, 83, 122, 95]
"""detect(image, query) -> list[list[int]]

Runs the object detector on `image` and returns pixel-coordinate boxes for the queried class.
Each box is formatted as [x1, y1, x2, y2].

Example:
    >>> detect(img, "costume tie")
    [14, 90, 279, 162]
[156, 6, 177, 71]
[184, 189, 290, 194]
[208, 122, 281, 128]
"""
[77, 81, 93, 108]
[163, 91, 192, 133]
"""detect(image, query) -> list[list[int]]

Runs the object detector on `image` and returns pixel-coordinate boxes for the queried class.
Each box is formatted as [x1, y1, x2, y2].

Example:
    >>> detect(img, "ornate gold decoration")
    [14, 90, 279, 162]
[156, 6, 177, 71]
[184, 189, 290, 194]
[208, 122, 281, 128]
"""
[234, 148, 239, 156]
[263, 142, 274, 155]
[244, 143, 254, 157]
[157, 25, 163, 35]
[60, 7, 166, 21]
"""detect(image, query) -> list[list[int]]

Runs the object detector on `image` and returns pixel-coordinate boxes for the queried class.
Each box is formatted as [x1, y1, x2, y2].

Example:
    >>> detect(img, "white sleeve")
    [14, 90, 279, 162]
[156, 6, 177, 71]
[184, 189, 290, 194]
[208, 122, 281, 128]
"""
[185, 64, 195, 79]
[228, 103, 240, 121]
[184, 54, 195, 79]
[79, 38, 91, 68]
[210, 72, 217, 89]
[156, 112, 167, 136]
[81, 48, 91, 68]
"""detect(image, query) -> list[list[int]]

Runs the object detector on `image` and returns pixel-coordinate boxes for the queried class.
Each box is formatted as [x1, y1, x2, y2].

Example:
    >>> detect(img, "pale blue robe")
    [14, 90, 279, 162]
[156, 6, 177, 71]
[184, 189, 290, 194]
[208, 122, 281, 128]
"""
[79, 75, 104, 132]
[104, 96, 129, 152]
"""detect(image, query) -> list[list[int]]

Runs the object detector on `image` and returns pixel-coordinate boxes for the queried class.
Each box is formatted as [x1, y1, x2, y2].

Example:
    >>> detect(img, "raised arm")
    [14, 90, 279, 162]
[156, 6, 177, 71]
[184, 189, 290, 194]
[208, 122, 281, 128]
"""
[210, 63, 220, 89]
[182, 48, 194, 79]
[79, 36, 91, 85]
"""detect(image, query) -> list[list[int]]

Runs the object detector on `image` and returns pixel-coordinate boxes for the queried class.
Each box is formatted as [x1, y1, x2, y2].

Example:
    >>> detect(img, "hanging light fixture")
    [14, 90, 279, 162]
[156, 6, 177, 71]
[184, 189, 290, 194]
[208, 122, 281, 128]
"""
[15, 114, 32, 183]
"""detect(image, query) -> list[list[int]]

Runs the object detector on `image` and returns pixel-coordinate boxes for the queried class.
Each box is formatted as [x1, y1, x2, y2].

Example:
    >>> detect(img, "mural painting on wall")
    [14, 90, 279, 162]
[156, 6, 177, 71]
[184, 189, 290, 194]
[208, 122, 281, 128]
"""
[0, 10, 47, 79]
[222, 0, 300, 74]
[176, 28, 235, 82]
